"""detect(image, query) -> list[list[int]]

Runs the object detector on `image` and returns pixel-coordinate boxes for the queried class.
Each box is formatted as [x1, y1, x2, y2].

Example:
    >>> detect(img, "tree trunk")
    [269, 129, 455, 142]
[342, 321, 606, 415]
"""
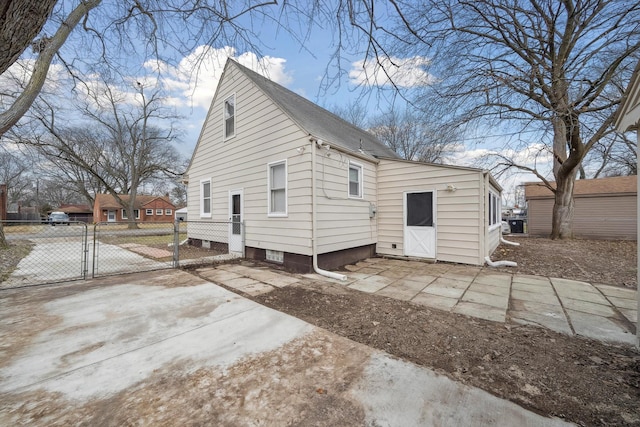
[550, 169, 577, 239]
[0, 223, 7, 249]
[550, 110, 584, 240]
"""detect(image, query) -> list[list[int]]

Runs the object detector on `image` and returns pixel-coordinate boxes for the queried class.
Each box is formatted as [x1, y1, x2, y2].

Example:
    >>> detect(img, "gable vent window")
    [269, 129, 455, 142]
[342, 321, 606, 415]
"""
[224, 94, 235, 139]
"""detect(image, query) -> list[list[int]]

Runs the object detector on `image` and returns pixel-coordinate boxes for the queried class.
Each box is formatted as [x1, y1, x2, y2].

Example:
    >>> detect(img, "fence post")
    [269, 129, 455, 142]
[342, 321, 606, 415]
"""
[81, 223, 89, 279]
[92, 223, 98, 278]
[173, 219, 180, 268]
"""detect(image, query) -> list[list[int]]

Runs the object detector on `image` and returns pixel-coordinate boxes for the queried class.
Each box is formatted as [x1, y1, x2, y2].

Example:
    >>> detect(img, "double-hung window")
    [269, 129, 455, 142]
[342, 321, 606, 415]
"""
[146, 209, 154, 216]
[268, 160, 287, 216]
[348, 161, 363, 198]
[488, 192, 500, 227]
[224, 94, 235, 139]
[201, 179, 211, 217]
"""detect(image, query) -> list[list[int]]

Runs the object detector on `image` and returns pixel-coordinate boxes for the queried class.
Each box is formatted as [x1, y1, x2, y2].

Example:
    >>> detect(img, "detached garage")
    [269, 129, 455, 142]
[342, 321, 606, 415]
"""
[524, 176, 637, 240]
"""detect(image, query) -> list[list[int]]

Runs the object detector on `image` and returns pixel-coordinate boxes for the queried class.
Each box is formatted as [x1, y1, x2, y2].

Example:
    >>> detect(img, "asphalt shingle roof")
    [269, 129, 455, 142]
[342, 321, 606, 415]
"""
[231, 60, 399, 160]
[524, 176, 637, 199]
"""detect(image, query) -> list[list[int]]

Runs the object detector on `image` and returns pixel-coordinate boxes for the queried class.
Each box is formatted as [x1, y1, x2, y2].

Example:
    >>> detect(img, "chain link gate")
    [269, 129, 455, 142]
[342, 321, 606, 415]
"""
[1, 220, 89, 288]
[1, 220, 243, 288]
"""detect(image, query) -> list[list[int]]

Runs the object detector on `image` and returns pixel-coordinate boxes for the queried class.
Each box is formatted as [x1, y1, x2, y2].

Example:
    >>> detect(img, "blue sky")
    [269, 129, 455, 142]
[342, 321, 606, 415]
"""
[0, 8, 547, 204]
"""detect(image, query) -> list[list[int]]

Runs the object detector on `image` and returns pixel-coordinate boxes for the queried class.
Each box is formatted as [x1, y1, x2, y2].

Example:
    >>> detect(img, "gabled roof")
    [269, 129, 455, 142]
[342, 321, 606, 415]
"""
[524, 176, 637, 199]
[94, 194, 175, 209]
[230, 59, 399, 159]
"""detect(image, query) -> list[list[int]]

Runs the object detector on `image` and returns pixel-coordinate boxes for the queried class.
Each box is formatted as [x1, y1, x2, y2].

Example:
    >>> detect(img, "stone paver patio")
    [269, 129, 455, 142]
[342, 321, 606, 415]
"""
[197, 257, 637, 345]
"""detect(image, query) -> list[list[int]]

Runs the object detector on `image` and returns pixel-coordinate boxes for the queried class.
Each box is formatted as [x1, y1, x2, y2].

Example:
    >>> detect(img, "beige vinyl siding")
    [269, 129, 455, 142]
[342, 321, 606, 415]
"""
[527, 195, 637, 240]
[377, 159, 485, 265]
[187, 65, 313, 255]
[315, 150, 378, 254]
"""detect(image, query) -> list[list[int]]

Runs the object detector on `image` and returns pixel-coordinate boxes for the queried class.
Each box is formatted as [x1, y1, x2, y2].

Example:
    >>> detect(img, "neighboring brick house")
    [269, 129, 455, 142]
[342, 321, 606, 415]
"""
[93, 194, 176, 223]
[524, 176, 637, 240]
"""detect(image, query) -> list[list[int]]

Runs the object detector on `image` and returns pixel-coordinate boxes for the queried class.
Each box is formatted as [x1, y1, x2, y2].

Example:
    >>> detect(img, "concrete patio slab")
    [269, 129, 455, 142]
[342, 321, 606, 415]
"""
[551, 277, 595, 291]
[422, 284, 467, 299]
[511, 289, 561, 306]
[375, 279, 427, 301]
[510, 310, 573, 335]
[620, 308, 637, 323]
[453, 301, 506, 323]
[411, 292, 458, 311]
[220, 276, 262, 290]
[594, 284, 637, 299]
[430, 276, 473, 289]
[348, 275, 393, 293]
[473, 273, 513, 287]
[195, 268, 243, 283]
[0, 270, 571, 426]
[566, 309, 636, 345]
[603, 296, 637, 311]
[462, 290, 509, 309]
[404, 274, 437, 285]
[560, 298, 616, 317]
[555, 289, 610, 305]
[378, 268, 411, 280]
[467, 282, 511, 297]
[510, 299, 571, 334]
[512, 275, 552, 288]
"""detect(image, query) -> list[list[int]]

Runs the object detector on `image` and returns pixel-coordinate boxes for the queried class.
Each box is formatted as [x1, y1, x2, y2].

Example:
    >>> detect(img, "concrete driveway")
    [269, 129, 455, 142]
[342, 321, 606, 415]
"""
[0, 270, 571, 426]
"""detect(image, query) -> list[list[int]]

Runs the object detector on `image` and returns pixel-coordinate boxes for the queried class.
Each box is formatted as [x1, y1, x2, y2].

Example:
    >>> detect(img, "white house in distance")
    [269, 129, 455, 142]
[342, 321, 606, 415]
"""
[184, 58, 504, 274]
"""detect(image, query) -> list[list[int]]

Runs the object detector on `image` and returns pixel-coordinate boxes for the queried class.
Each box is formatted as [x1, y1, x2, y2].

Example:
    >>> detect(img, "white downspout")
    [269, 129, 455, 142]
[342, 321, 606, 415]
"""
[311, 137, 347, 281]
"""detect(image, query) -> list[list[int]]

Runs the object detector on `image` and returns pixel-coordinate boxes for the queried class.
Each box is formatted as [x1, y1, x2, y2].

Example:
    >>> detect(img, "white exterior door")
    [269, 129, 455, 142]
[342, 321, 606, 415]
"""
[403, 191, 436, 258]
[107, 210, 116, 222]
[229, 189, 243, 253]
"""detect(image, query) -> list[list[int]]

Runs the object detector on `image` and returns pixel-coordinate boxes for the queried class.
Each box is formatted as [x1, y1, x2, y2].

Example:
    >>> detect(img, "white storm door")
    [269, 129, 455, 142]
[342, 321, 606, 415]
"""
[107, 210, 116, 222]
[229, 190, 243, 253]
[403, 191, 436, 258]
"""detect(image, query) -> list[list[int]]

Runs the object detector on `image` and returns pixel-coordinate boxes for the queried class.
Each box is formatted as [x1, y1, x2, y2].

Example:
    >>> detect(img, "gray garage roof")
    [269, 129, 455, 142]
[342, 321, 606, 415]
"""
[231, 60, 399, 160]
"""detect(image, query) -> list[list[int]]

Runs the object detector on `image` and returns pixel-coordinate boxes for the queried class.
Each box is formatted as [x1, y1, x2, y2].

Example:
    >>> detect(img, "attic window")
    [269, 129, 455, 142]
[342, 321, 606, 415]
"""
[224, 94, 235, 139]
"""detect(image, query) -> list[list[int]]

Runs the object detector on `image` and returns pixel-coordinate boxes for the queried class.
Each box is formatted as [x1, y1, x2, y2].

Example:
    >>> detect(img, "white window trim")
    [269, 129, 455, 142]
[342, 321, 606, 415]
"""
[200, 178, 212, 218]
[122, 209, 140, 220]
[165, 209, 172, 215]
[267, 160, 288, 217]
[146, 209, 154, 215]
[348, 160, 364, 199]
[223, 93, 236, 140]
[488, 191, 501, 229]
[156, 209, 163, 215]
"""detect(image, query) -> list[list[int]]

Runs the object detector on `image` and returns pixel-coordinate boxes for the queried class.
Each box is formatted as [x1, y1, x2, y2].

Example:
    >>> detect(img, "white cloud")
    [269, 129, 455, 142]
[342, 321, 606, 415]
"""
[145, 46, 292, 110]
[349, 56, 436, 88]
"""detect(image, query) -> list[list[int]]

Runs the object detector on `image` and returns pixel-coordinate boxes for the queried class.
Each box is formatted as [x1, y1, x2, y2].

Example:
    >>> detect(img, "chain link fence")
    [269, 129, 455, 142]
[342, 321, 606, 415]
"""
[1, 220, 89, 288]
[1, 220, 242, 288]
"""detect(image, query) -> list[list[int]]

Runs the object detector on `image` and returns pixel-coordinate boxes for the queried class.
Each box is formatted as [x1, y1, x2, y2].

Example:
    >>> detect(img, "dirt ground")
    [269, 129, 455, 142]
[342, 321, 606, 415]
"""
[234, 238, 640, 427]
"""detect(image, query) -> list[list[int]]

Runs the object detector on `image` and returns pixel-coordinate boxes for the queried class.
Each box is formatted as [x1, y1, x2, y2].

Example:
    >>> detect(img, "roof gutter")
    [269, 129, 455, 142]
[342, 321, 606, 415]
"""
[310, 136, 347, 281]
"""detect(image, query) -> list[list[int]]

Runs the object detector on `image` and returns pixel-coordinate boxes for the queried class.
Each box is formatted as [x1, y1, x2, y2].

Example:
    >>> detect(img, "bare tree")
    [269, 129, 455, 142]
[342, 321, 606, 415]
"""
[14, 76, 184, 228]
[368, 107, 455, 163]
[329, 101, 370, 129]
[0, 146, 32, 205]
[398, 1, 640, 239]
[0, 1, 422, 137]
